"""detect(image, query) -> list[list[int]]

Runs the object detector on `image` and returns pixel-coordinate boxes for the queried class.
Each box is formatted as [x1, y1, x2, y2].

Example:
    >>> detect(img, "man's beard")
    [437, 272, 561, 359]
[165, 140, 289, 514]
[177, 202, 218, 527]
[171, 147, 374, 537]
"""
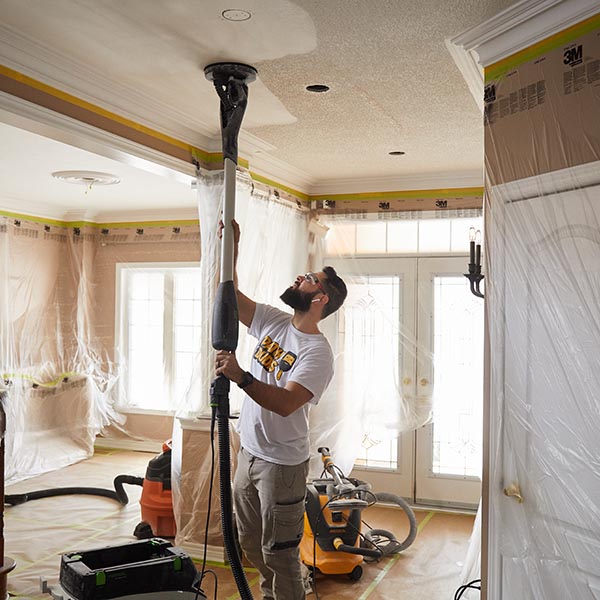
[280, 286, 317, 312]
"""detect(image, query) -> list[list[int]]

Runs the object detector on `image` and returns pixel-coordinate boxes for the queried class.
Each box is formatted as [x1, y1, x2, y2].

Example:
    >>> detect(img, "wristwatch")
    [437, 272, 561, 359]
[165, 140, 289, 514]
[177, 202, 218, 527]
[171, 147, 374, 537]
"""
[237, 371, 254, 389]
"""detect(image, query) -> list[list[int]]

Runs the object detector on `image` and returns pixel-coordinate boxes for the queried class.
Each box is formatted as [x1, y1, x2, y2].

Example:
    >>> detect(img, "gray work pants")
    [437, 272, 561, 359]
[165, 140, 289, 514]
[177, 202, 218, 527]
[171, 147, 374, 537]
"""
[233, 447, 308, 600]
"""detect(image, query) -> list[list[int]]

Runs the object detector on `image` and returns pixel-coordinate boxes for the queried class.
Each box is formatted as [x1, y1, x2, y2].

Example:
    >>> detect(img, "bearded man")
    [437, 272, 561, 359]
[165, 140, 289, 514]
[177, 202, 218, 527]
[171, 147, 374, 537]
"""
[215, 220, 347, 600]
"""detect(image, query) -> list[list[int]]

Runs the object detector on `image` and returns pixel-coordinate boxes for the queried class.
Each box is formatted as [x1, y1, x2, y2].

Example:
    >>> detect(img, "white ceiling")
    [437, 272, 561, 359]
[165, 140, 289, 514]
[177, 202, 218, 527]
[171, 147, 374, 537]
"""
[0, 0, 519, 220]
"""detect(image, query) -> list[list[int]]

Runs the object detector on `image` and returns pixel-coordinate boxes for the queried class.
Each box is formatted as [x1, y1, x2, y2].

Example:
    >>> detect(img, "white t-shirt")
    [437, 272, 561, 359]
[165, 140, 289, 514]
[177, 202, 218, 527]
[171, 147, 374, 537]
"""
[237, 303, 334, 465]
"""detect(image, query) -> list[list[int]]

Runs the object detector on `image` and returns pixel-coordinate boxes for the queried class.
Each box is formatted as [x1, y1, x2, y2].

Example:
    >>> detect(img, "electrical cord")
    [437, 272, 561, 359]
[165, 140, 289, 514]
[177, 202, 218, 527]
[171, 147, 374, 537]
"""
[454, 578, 481, 600]
[194, 410, 218, 600]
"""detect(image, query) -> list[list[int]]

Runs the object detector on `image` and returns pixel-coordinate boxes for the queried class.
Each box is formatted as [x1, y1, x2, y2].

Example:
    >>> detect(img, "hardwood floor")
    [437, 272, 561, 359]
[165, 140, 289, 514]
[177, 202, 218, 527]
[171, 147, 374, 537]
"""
[4, 450, 475, 599]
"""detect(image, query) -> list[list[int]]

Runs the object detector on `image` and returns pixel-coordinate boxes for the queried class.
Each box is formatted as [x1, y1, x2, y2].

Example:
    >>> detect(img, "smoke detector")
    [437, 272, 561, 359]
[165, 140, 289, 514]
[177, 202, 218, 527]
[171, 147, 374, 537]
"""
[222, 9, 252, 21]
[51, 171, 121, 186]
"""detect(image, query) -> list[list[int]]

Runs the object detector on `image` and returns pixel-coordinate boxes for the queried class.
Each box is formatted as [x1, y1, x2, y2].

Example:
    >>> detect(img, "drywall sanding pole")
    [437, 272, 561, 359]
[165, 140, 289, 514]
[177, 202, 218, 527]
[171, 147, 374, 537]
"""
[205, 62, 256, 600]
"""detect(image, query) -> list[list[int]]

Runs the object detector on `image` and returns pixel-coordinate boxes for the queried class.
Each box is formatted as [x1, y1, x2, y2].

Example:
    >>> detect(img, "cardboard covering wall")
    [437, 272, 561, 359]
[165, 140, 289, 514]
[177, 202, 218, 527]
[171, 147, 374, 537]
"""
[483, 14, 600, 600]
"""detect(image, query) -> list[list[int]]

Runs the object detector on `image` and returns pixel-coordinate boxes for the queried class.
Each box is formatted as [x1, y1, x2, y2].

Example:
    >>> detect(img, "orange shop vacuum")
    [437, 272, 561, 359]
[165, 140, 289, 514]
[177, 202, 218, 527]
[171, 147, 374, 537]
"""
[134, 440, 177, 540]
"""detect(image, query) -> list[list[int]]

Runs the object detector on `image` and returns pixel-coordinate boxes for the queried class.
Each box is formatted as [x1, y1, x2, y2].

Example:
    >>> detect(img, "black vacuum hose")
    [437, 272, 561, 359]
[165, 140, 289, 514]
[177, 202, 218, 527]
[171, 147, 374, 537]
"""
[218, 412, 253, 600]
[5, 474, 144, 506]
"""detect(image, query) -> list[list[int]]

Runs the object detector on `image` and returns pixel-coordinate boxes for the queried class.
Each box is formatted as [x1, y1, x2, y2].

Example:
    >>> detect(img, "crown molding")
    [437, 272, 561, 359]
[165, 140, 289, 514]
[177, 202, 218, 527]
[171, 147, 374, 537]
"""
[0, 196, 199, 225]
[445, 37, 484, 112]
[0, 92, 197, 184]
[0, 25, 215, 148]
[308, 170, 484, 196]
[449, 0, 600, 69]
[0, 196, 70, 221]
[249, 151, 316, 196]
[93, 206, 199, 224]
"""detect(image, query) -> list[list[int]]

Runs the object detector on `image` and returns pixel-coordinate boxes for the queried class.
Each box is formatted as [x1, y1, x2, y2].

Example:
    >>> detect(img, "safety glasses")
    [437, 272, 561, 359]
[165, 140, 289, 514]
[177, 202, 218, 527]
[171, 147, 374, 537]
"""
[304, 272, 326, 294]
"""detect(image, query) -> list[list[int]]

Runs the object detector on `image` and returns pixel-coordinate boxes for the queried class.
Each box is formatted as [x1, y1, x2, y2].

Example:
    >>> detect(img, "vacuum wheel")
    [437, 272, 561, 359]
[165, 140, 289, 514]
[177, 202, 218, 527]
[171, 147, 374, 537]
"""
[348, 565, 363, 581]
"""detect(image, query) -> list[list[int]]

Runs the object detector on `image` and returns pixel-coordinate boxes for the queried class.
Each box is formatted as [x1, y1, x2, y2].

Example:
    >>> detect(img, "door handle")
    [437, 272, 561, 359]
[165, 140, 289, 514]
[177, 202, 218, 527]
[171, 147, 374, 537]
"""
[419, 378, 429, 386]
[503, 482, 523, 503]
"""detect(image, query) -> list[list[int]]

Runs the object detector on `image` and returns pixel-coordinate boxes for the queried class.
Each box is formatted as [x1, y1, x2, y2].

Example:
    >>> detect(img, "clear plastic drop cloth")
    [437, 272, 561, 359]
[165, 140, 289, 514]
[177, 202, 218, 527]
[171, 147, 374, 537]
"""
[0, 218, 120, 483]
[475, 15, 600, 600]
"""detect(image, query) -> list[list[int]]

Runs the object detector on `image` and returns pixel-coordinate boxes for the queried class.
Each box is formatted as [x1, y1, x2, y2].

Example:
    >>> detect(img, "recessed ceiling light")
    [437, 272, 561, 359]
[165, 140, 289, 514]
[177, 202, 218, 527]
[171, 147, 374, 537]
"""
[388, 151, 406, 156]
[222, 9, 252, 21]
[306, 84, 330, 93]
[51, 171, 121, 186]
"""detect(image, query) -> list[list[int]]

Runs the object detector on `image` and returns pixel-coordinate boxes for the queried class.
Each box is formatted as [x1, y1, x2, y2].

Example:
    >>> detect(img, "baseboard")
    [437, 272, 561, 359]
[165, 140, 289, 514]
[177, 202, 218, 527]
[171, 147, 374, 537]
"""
[178, 541, 227, 565]
[94, 436, 163, 453]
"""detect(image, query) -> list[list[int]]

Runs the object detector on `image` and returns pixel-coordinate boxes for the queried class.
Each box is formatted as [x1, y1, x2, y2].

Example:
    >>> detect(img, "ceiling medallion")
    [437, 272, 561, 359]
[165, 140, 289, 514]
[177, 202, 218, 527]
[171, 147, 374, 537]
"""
[51, 171, 121, 188]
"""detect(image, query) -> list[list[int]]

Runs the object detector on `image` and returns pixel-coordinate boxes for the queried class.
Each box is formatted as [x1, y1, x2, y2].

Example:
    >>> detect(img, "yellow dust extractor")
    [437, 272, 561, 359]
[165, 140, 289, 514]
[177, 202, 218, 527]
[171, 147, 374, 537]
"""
[300, 447, 417, 582]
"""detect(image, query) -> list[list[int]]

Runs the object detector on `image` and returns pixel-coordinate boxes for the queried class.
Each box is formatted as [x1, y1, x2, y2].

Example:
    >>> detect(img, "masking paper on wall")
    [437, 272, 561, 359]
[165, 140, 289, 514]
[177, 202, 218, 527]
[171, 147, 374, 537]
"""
[484, 18, 600, 185]
[480, 14, 600, 600]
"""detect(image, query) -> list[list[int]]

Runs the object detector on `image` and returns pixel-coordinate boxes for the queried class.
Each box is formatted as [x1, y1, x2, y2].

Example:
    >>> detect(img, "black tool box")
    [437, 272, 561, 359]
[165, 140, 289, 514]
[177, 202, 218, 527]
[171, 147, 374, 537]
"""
[59, 538, 197, 600]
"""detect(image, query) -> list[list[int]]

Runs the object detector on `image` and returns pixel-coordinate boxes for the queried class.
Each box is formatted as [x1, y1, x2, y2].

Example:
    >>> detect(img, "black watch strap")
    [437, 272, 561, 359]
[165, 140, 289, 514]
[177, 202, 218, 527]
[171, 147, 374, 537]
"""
[237, 371, 254, 389]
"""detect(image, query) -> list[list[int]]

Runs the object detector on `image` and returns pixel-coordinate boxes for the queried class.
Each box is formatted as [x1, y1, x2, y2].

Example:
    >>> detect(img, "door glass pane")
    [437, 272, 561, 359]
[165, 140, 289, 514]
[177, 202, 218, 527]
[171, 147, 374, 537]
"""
[341, 275, 401, 469]
[432, 276, 483, 478]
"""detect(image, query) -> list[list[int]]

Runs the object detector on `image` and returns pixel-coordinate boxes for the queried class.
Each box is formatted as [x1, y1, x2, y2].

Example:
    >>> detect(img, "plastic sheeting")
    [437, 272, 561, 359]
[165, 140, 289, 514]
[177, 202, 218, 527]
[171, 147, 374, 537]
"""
[0, 217, 119, 483]
[480, 16, 600, 600]
[0, 213, 206, 484]
[172, 169, 357, 550]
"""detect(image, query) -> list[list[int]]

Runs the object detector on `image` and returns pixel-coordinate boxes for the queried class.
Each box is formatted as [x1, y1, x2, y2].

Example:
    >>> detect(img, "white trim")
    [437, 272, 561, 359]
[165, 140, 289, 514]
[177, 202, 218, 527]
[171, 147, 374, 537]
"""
[177, 540, 227, 564]
[445, 38, 484, 113]
[0, 24, 216, 144]
[94, 207, 199, 223]
[177, 416, 215, 432]
[451, 0, 600, 67]
[448, 0, 600, 104]
[308, 170, 484, 196]
[0, 92, 197, 182]
[490, 160, 600, 203]
[249, 151, 316, 193]
[0, 195, 69, 220]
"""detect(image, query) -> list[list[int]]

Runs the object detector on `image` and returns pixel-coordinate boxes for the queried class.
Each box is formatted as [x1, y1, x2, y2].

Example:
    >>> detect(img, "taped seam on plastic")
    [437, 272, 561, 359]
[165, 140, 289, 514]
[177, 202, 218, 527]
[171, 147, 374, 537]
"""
[417, 511, 436, 533]
[2, 372, 81, 388]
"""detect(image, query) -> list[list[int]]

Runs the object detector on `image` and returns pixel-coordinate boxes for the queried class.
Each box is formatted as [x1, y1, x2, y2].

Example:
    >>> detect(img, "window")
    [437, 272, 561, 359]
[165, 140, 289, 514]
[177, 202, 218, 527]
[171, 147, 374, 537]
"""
[325, 213, 484, 475]
[324, 213, 482, 256]
[116, 263, 202, 413]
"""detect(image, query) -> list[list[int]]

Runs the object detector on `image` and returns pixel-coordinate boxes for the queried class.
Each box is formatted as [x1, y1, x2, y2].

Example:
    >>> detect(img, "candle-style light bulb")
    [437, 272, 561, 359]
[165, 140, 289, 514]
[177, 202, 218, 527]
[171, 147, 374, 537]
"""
[475, 229, 482, 244]
[469, 227, 476, 264]
[475, 229, 482, 267]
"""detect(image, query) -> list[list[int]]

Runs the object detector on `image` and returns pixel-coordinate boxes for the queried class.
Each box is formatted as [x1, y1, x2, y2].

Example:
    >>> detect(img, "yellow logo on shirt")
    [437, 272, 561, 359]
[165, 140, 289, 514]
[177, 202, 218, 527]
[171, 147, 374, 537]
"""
[254, 335, 297, 380]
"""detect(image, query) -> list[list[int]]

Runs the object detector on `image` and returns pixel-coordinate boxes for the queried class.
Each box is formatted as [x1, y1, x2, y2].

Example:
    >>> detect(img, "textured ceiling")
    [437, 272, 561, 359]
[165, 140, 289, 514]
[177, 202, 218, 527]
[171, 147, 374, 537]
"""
[0, 0, 517, 217]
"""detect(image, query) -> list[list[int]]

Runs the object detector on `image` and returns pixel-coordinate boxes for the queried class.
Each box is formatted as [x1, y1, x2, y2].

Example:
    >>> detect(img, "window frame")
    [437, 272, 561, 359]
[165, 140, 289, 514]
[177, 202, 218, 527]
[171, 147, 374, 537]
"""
[115, 261, 201, 415]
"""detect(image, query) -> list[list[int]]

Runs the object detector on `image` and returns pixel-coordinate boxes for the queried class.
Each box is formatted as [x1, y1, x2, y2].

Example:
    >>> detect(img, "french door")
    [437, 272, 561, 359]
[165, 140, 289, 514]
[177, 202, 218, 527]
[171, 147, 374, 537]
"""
[330, 256, 483, 508]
